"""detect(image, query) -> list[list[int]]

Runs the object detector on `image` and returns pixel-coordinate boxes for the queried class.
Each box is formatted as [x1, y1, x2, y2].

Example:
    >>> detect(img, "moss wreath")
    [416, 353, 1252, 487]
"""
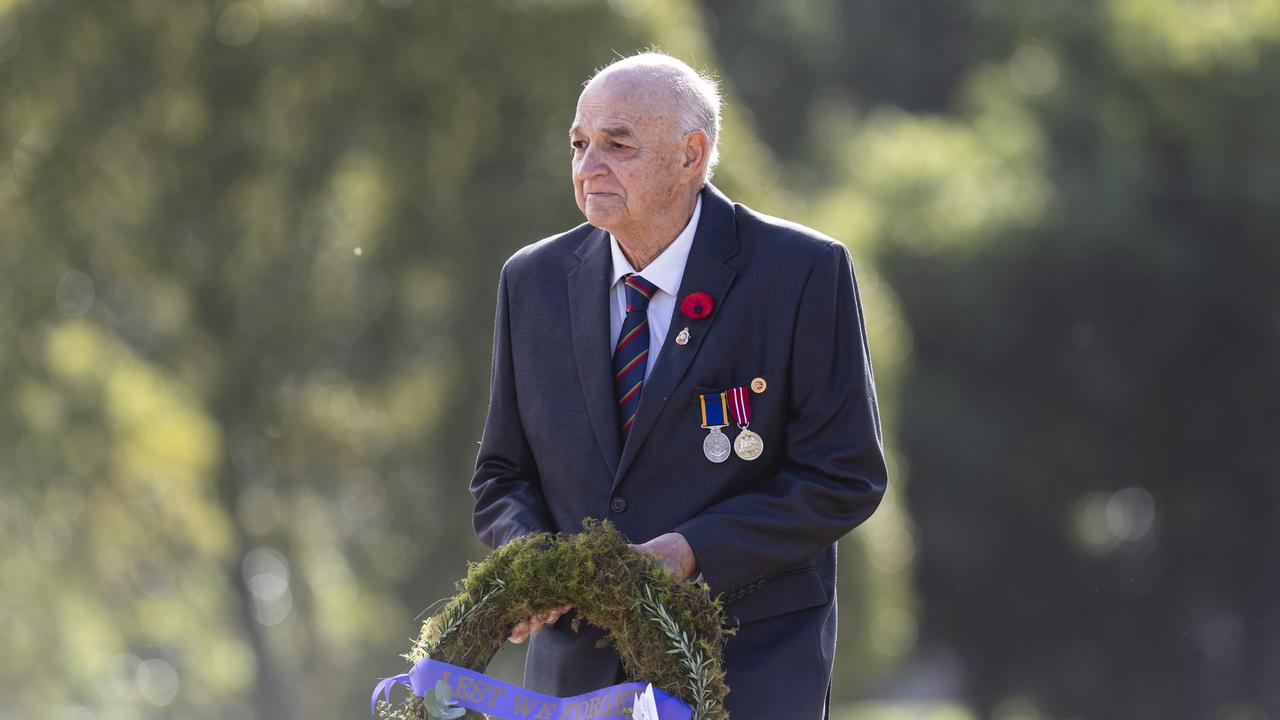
[374, 520, 731, 720]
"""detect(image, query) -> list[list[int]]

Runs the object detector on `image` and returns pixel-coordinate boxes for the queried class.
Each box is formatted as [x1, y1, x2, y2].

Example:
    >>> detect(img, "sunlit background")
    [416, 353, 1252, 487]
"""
[1, 0, 1277, 718]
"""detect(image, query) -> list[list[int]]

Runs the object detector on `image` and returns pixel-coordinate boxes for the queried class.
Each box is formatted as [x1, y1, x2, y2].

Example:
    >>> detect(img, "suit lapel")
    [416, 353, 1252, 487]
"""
[567, 227, 622, 477]
[614, 185, 740, 485]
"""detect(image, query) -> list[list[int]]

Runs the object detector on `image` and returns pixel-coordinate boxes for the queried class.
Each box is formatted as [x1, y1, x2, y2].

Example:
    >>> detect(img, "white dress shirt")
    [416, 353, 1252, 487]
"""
[609, 194, 703, 380]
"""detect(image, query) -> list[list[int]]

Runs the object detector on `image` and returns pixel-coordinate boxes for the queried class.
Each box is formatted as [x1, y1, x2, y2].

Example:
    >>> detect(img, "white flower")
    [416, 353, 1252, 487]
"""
[631, 683, 660, 720]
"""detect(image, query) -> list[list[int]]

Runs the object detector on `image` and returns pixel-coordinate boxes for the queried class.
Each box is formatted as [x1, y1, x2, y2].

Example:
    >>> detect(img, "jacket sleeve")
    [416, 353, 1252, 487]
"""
[470, 263, 552, 549]
[675, 242, 888, 598]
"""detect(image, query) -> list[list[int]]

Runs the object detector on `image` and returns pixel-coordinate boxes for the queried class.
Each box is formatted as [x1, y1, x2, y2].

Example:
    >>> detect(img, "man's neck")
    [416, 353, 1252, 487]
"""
[612, 190, 699, 271]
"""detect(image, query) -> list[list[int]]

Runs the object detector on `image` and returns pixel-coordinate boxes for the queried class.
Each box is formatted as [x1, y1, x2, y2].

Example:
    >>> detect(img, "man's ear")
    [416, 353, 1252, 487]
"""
[680, 130, 710, 181]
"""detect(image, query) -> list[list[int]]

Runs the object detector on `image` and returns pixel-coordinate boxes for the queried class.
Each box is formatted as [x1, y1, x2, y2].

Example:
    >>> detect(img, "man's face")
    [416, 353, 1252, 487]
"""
[569, 73, 686, 238]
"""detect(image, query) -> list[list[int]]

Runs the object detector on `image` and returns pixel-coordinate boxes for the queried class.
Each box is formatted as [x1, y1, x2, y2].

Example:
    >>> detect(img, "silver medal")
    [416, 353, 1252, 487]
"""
[733, 428, 764, 461]
[703, 426, 731, 463]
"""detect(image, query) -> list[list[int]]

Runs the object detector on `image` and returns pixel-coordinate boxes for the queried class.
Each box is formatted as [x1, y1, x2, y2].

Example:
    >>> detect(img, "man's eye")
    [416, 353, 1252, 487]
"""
[571, 140, 587, 151]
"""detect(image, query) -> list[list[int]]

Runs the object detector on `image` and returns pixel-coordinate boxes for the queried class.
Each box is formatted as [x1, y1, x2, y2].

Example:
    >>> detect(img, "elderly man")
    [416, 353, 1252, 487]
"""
[471, 52, 887, 719]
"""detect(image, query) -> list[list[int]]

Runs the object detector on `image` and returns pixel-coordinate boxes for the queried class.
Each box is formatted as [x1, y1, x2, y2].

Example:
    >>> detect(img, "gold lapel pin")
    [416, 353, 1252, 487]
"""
[675, 327, 691, 346]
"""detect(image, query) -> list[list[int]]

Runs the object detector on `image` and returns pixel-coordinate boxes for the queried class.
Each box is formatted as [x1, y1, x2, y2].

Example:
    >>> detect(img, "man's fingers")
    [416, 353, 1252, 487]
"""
[509, 605, 573, 644]
[629, 533, 697, 580]
[543, 604, 570, 624]
[509, 617, 544, 644]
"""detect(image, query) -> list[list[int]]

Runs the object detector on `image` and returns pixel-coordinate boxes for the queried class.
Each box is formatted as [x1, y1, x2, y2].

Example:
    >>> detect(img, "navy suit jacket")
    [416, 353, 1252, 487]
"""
[471, 184, 887, 719]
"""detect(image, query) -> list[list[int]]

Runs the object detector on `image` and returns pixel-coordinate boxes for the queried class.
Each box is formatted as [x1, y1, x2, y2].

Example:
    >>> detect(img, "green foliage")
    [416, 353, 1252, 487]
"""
[630, 584, 725, 720]
[708, 0, 1280, 717]
[707, 0, 1280, 716]
[423, 680, 466, 720]
[0, 1, 741, 718]
[22, 0, 1272, 715]
[0, 0, 907, 714]
[381, 520, 730, 720]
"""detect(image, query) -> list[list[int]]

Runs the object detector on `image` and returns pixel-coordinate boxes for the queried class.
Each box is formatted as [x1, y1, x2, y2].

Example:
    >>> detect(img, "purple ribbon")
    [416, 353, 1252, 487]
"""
[371, 657, 693, 720]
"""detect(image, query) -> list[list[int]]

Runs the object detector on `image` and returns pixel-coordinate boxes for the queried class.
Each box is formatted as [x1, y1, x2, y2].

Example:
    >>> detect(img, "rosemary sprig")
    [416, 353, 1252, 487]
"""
[632, 585, 725, 720]
[406, 579, 507, 663]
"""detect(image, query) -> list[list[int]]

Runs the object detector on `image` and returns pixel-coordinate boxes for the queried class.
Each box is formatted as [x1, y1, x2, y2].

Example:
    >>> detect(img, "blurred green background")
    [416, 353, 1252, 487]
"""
[1, 0, 1277, 718]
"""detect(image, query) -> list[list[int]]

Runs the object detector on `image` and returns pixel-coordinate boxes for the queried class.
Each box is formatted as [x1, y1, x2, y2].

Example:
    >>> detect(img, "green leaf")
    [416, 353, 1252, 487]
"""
[423, 696, 447, 717]
[423, 680, 465, 720]
[433, 680, 453, 701]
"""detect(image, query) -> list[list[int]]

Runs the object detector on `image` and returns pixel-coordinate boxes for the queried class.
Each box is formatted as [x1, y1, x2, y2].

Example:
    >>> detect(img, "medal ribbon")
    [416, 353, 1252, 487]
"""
[700, 392, 728, 428]
[727, 385, 752, 427]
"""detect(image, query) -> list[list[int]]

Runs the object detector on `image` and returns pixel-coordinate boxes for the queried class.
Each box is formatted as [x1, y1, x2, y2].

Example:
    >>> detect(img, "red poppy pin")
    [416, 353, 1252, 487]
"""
[680, 292, 714, 320]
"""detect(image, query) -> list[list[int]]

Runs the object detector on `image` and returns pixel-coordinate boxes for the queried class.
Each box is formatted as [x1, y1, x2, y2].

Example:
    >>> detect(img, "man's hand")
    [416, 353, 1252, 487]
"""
[508, 603, 572, 644]
[630, 532, 698, 580]
[507, 533, 696, 643]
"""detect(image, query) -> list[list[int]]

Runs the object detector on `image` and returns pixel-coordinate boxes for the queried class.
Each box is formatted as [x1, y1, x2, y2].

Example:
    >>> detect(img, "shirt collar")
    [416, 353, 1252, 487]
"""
[609, 193, 703, 297]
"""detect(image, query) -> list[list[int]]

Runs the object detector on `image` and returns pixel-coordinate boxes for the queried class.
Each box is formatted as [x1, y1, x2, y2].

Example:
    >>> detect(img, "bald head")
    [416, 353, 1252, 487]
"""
[582, 52, 722, 182]
[569, 52, 718, 257]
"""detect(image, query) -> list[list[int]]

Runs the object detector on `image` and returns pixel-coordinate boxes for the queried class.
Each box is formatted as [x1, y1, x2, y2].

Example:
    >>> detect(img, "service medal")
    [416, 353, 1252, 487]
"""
[703, 427, 731, 463]
[728, 385, 764, 461]
[699, 392, 732, 464]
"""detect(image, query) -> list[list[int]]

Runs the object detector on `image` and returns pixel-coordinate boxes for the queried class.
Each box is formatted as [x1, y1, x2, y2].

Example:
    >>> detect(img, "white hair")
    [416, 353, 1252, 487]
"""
[588, 51, 723, 182]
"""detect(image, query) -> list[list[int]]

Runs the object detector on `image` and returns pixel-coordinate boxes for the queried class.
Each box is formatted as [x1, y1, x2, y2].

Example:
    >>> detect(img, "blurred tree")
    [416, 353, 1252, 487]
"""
[704, 0, 1280, 716]
[701, 0, 971, 165]
[0, 0, 643, 717]
[0, 0, 908, 717]
[882, 2, 1280, 716]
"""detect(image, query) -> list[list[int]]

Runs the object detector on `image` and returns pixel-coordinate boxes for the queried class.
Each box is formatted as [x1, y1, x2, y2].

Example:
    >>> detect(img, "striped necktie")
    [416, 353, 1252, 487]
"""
[613, 273, 658, 438]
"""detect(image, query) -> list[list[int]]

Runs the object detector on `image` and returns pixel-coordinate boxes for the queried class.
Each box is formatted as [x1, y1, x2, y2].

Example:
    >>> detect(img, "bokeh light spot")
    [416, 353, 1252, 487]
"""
[216, 2, 260, 47]
[56, 269, 96, 317]
[1105, 487, 1156, 543]
[1072, 487, 1158, 555]
[131, 559, 176, 599]
[1009, 44, 1059, 95]
[136, 658, 180, 706]
[243, 547, 293, 625]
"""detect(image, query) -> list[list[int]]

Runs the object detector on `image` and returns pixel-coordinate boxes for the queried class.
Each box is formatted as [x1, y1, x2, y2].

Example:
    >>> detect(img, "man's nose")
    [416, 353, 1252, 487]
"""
[574, 145, 608, 180]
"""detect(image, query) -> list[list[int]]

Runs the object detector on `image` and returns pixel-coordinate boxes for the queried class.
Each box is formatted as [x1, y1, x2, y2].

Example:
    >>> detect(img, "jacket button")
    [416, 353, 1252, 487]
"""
[610, 497, 627, 513]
